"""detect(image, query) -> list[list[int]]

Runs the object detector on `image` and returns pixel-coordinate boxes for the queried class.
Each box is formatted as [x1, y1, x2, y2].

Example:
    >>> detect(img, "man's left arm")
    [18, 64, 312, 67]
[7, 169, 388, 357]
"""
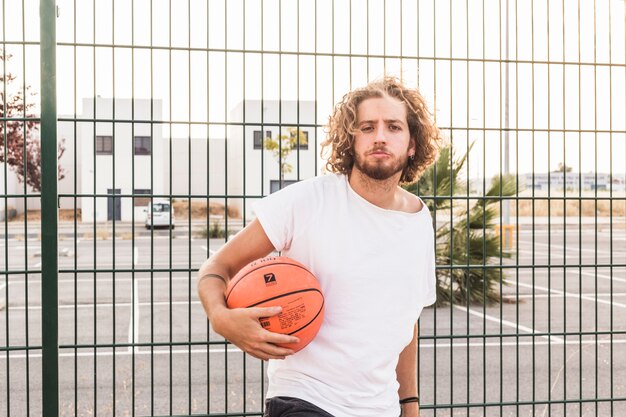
[396, 322, 419, 417]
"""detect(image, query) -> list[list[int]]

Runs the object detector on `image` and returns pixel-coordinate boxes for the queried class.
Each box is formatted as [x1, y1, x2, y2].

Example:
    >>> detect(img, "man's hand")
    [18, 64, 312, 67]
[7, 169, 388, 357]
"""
[211, 304, 300, 361]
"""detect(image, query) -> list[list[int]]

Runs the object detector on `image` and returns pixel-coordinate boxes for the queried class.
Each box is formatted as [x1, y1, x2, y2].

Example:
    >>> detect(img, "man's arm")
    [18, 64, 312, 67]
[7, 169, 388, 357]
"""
[197, 218, 300, 360]
[396, 322, 419, 417]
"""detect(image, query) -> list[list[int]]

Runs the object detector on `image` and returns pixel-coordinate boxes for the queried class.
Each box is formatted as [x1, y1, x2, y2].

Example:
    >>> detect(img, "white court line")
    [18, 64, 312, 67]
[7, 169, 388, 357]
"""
[3, 338, 626, 360]
[9, 290, 626, 311]
[128, 247, 140, 353]
[519, 230, 626, 236]
[201, 245, 215, 255]
[0, 281, 17, 302]
[0, 281, 7, 306]
[11, 300, 201, 310]
[575, 269, 626, 284]
[513, 292, 626, 299]
[4, 276, 196, 286]
[453, 305, 564, 344]
[132, 278, 139, 353]
[516, 268, 626, 284]
[419, 338, 624, 349]
[508, 280, 626, 309]
[515, 248, 623, 258]
[518, 240, 626, 256]
[56, 263, 199, 269]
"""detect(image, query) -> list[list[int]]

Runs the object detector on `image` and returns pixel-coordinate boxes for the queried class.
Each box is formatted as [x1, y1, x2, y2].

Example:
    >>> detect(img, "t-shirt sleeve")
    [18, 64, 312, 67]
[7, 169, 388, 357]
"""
[252, 180, 315, 252]
[422, 239, 437, 306]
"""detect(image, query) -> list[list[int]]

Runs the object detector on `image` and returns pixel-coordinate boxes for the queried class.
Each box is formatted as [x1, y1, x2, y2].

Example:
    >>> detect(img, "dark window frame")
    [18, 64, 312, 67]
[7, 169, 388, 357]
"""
[253, 130, 272, 150]
[95, 135, 113, 155]
[270, 179, 299, 193]
[134, 136, 152, 156]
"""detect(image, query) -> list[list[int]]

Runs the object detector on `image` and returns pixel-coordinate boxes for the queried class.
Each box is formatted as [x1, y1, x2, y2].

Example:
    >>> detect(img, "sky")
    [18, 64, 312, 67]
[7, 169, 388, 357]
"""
[2, 0, 626, 179]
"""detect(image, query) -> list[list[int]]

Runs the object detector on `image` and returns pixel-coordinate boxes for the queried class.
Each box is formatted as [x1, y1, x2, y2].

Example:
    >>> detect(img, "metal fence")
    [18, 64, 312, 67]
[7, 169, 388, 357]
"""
[1, 0, 625, 416]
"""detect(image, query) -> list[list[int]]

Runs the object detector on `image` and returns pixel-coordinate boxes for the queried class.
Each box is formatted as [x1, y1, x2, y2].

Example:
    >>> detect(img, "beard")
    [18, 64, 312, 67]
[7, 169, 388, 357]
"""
[353, 149, 409, 181]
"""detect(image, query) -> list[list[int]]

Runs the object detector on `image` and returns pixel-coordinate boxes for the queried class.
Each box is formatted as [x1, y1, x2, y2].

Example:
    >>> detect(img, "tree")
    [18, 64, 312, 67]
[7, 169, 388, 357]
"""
[404, 144, 518, 306]
[263, 127, 308, 187]
[0, 52, 65, 192]
[554, 162, 573, 173]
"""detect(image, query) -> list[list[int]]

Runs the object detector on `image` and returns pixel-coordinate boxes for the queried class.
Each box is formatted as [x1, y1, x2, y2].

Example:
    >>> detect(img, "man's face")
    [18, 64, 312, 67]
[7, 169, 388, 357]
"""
[352, 95, 415, 181]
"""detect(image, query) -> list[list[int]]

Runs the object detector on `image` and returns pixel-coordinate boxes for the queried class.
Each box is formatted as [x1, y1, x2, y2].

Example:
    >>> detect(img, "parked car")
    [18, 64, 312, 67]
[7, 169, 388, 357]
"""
[144, 200, 175, 229]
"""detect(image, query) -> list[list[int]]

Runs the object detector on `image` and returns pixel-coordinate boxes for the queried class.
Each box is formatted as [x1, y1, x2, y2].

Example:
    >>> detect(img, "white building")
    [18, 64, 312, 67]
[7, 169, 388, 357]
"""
[522, 172, 625, 192]
[2, 97, 320, 222]
[164, 99, 320, 220]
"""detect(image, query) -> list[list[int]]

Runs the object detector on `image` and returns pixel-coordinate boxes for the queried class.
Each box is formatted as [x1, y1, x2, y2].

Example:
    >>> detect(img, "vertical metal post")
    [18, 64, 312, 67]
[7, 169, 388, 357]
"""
[40, 0, 58, 416]
[503, 0, 511, 226]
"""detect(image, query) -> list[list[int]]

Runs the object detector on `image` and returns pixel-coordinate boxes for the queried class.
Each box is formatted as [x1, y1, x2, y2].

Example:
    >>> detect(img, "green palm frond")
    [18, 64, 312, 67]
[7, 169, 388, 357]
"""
[404, 143, 517, 306]
[406, 145, 471, 212]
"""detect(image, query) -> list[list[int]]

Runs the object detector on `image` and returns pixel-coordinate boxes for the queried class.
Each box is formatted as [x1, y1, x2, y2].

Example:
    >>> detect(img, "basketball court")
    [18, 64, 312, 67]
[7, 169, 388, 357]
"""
[1, 221, 625, 416]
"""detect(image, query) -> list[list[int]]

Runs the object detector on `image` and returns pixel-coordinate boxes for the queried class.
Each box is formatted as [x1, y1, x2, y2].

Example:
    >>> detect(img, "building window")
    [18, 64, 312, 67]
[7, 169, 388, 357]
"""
[253, 130, 272, 150]
[134, 189, 151, 207]
[270, 179, 299, 193]
[96, 136, 113, 155]
[291, 130, 309, 150]
[134, 136, 152, 155]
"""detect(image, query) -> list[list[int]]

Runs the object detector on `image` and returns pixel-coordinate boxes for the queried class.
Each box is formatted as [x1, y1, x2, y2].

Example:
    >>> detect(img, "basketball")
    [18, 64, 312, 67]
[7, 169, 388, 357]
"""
[225, 256, 324, 353]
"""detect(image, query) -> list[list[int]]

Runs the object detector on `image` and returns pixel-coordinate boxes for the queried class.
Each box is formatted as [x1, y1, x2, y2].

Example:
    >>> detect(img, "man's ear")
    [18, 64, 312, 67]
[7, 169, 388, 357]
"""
[408, 137, 417, 156]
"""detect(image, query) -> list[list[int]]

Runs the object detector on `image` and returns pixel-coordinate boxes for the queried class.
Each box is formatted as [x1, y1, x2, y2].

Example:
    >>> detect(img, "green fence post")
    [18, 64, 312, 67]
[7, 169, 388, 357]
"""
[40, 0, 58, 416]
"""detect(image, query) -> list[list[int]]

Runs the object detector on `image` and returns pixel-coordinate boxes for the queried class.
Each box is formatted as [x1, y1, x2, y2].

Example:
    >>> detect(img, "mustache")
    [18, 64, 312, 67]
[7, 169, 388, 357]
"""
[367, 147, 391, 155]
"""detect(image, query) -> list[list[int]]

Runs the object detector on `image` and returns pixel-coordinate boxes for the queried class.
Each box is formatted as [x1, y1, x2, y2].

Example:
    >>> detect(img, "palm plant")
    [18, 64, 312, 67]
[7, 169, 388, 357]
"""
[404, 144, 518, 306]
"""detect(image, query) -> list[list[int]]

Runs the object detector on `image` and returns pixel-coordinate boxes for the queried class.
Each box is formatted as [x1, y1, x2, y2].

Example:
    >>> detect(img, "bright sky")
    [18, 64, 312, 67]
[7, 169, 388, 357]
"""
[3, 0, 626, 178]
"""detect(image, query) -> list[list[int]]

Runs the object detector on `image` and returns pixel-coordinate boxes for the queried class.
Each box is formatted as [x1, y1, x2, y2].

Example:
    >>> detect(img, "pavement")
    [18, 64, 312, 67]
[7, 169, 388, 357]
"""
[0, 216, 621, 240]
[0, 218, 246, 240]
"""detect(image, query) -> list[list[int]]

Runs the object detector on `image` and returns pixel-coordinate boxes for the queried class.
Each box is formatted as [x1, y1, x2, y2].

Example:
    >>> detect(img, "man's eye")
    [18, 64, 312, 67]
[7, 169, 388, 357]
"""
[389, 125, 401, 131]
[360, 126, 373, 133]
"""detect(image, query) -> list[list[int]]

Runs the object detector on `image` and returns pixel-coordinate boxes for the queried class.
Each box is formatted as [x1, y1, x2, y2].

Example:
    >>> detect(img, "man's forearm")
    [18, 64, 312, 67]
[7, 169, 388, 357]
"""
[196, 217, 276, 323]
[396, 323, 419, 417]
[196, 259, 231, 323]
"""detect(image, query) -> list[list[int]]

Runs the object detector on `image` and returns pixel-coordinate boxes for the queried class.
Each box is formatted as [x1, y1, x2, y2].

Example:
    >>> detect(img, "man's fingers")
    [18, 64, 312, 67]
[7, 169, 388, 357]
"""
[225, 306, 301, 359]
[248, 342, 295, 360]
[262, 330, 300, 346]
[244, 307, 300, 345]
[250, 334, 297, 355]
[250, 305, 283, 318]
[246, 307, 300, 344]
[248, 351, 288, 361]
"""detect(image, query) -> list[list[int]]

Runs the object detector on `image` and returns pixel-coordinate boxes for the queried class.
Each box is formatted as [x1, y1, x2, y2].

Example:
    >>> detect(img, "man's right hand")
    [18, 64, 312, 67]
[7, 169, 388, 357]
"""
[210, 305, 300, 361]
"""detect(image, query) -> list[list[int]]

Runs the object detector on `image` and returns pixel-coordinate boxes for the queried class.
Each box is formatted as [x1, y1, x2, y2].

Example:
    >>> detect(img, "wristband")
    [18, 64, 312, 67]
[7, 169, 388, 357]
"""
[399, 396, 419, 405]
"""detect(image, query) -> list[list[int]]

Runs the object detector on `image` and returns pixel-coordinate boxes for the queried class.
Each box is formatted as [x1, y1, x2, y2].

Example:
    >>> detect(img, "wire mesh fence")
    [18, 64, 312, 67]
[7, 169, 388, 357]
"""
[1, 0, 625, 416]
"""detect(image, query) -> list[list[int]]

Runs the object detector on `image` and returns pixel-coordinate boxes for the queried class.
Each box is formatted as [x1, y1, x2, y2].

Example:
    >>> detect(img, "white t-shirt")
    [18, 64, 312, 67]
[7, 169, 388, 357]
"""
[253, 173, 436, 417]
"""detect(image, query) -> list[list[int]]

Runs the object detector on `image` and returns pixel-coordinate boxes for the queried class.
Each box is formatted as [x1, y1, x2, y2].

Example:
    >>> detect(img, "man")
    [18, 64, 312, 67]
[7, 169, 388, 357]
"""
[197, 77, 441, 417]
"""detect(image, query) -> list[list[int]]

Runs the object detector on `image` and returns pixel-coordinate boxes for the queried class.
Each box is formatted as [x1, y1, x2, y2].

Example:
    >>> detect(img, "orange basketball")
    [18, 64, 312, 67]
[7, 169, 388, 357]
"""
[225, 256, 324, 353]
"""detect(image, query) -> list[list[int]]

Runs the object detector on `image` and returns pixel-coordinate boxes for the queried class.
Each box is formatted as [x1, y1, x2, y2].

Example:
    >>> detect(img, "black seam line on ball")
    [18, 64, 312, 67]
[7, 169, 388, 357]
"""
[225, 262, 315, 301]
[282, 299, 325, 336]
[252, 293, 325, 336]
[247, 288, 323, 309]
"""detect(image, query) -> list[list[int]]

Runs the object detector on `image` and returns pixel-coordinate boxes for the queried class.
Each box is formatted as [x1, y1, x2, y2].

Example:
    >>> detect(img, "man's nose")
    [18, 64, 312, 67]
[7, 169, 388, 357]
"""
[374, 124, 387, 143]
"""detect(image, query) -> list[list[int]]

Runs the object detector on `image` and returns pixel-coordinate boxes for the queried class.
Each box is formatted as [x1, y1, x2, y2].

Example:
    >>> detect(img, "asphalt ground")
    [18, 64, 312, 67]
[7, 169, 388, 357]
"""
[1, 226, 625, 417]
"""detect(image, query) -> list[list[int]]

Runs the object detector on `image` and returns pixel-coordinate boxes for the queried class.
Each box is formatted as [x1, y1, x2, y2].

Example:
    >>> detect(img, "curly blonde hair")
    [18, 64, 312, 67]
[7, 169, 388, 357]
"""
[321, 76, 442, 184]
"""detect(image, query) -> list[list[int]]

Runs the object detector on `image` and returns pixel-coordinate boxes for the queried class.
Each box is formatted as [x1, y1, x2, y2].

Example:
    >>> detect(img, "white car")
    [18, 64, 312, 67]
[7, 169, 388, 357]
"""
[144, 200, 175, 229]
